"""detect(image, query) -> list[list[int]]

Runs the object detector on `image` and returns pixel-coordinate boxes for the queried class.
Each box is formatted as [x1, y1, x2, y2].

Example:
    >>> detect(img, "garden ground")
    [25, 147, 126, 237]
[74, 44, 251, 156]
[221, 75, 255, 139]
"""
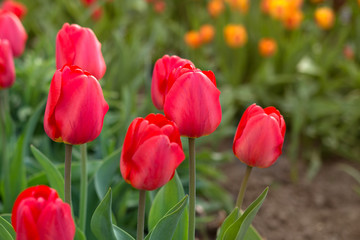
[214, 157, 360, 240]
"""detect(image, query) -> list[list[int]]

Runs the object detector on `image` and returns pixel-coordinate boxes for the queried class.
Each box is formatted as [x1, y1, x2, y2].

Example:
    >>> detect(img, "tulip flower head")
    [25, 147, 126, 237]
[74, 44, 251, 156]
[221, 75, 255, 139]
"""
[56, 23, 106, 79]
[207, 0, 224, 18]
[11, 185, 75, 240]
[283, 9, 303, 30]
[199, 24, 215, 44]
[0, 39, 15, 89]
[120, 113, 185, 191]
[44, 65, 109, 145]
[151, 55, 193, 110]
[314, 7, 335, 30]
[184, 30, 202, 49]
[226, 0, 249, 14]
[233, 104, 286, 168]
[224, 24, 247, 48]
[258, 38, 277, 57]
[1, 0, 27, 19]
[0, 11, 27, 57]
[163, 64, 222, 138]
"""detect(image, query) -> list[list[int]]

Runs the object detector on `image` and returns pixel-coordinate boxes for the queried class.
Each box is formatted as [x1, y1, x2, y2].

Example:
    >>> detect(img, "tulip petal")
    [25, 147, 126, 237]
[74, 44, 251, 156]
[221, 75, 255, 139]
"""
[37, 199, 75, 240]
[234, 114, 284, 168]
[0, 39, 15, 89]
[164, 71, 222, 138]
[15, 202, 40, 240]
[127, 135, 185, 190]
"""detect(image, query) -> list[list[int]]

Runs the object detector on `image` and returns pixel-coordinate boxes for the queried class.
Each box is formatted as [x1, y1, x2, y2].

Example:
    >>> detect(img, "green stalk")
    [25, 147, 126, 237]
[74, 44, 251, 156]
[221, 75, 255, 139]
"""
[188, 137, 196, 240]
[0, 90, 9, 204]
[64, 144, 73, 205]
[235, 165, 253, 210]
[137, 190, 146, 240]
[79, 143, 88, 231]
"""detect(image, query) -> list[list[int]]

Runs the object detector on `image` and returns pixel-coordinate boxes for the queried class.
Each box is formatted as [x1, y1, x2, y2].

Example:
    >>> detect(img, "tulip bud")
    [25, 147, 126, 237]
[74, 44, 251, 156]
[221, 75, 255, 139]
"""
[163, 64, 222, 138]
[56, 23, 106, 80]
[0, 39, 15, 89]
[44, 65, 109, 145]
[0, 11, 27, 57]
[224, 24, 247, 48]
[1, 0, 27, 19]
[120, 113, 185, 191]
[151, 55, 193, 110]
[314, 7, 335, 30]
[258, 38, 277, 57]
[233, 104, 286, 168]
[11, 185, 75, 240]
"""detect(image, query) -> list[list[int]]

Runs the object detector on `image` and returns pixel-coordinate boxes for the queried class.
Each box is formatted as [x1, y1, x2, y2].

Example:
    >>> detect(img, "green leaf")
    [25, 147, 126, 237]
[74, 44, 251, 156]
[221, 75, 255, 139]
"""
[94, 148, 122, 199]
[0, 224, 13, 240]
[217, 208, 240, 240]
[145, 195, 188, 240]
[74, 228, 86, 240]
[91, 188, 117, 240]
[30, 145, 65, 200]
[223, 187, 268, 240]
[217, 208, 262, 240]
[148, 172, 188, 240]
[113, 224, 135, 240]
[0, 216, 15, 239]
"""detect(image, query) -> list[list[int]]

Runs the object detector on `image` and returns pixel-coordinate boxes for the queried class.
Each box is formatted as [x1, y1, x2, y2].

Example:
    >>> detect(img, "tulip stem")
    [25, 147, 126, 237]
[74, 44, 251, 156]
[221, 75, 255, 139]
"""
[0, 90, 8, 204]
[64, 144, 73, 205]
[137, 190, 146, 240]
[79, 143, 88, 232]
[188, 137, 196, 240]
[236, 165, 253, 210]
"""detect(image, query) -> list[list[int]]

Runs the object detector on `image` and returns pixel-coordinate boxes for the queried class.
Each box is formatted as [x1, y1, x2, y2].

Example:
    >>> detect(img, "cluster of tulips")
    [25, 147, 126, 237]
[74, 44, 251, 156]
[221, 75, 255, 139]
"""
[1, 3, 287, 240]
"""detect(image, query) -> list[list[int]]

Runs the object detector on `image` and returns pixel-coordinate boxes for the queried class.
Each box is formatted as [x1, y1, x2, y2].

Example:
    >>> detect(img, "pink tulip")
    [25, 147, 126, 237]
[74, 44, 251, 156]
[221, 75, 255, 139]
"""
[151, 55, 193, 110]
[44, 65, 109, 145]
[11, 185, 75, 240]
[163, 64, 222, 138]
[1, 0, 27, 19]
[0, 11, 27, 57]
[0, 39, 15, 89]
[56, 23, 106, 80]
[120, 113, 185, 191]
[233, 104, 286, 168]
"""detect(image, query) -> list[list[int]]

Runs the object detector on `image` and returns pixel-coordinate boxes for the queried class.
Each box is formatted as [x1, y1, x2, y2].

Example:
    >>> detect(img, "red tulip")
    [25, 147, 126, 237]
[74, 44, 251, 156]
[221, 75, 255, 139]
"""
[120, 113, 185, 191]
[56, 23, 106, 80]
[0, 11, 27, 57]
[1, 0, 27, 19]
[151, 55, 193, 110]
[163, 64, 222, 138]
[11, 185, 75, 240]
[233, 104, 286, 168]
[0, 39, 15, 89]
[44, 65, 109, 145]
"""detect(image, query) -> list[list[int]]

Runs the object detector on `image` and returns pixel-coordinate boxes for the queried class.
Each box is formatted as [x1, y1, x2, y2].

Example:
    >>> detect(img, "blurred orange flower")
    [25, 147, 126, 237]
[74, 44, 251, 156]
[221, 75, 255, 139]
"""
[184, 31, 202, 49]
[199, 24, 215, 44]
[224, 24, 247, 48]
[314, 7, 335, 30]
[259, 38, 277, 57]
[283, 9, 303, 30]
[268, 0, 289, 19]
[226, 0, 249, 13]
[261, 0, 271, 14]
[153, 0, 166, 13]
[343, 45, 354, 60]
[208, 0, 224, 18]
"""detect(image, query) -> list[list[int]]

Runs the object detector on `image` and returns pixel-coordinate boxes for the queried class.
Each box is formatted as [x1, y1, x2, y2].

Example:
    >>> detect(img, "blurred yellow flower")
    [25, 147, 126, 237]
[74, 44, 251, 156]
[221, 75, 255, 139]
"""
[184, 31, 202, 49]
[268, 0, 289, 19]
[283, 9, 303, 30]
[208, 0, 224, 18]
[199, 24, 215, 44]
[226, 0, 249, 13]
[259, 38, 277, 57]
[314, 7, 335, 30]
[224, 24, 247, 48]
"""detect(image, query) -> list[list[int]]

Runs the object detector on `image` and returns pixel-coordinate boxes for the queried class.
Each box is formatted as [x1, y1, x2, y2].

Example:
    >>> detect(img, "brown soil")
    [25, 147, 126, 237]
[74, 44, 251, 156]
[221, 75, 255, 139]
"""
[218, 158, 360, 240]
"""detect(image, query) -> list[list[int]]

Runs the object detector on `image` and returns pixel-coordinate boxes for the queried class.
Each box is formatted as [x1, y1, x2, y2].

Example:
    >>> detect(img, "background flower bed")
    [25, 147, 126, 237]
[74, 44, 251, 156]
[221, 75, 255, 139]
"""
[1, 0, 360, 239]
